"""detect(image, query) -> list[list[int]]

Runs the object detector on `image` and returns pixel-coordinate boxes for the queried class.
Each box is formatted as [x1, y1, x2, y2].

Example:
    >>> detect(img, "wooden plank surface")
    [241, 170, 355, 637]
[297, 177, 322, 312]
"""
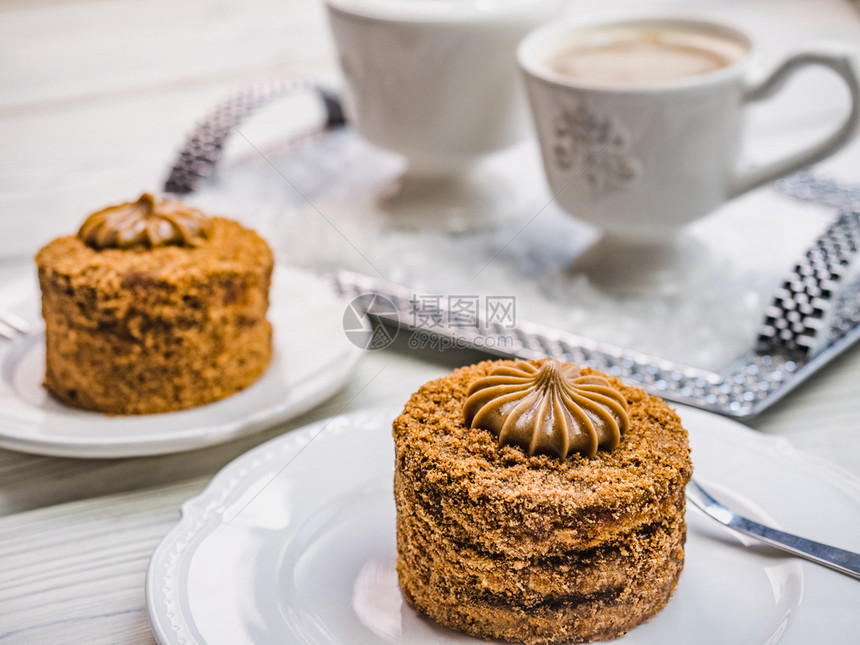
[0, 480, 200, 645]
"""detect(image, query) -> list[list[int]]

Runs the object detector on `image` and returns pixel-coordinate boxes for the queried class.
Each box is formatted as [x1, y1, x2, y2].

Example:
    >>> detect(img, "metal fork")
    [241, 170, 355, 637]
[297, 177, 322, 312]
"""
[0, 311, 29, 340]
[686, 478, 860, 581]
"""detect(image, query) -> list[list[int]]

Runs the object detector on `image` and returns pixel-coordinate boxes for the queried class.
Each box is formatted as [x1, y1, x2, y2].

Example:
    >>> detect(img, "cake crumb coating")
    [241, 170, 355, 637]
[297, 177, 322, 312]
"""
[393, 359, 692, 643]
[36, 217, 273, 415]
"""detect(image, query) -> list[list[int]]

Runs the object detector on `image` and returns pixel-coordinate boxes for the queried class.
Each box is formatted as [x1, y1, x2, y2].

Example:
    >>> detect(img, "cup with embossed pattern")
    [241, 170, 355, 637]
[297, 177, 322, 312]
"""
[518, 14, 860, 292]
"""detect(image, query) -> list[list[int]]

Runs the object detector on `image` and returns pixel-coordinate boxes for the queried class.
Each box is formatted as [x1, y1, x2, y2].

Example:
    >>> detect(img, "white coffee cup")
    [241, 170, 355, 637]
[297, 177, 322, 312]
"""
[518, 15, 860, 290]
[326, 0, 561, 231]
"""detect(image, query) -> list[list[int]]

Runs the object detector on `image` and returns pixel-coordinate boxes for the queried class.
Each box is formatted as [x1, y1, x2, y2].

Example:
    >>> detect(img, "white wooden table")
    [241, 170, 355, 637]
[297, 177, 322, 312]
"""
[1, 0, 859, 643]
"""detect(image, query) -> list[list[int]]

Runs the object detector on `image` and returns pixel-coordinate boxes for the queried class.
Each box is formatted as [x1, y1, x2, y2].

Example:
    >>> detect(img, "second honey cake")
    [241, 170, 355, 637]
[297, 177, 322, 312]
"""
[36, 193, 273, 415]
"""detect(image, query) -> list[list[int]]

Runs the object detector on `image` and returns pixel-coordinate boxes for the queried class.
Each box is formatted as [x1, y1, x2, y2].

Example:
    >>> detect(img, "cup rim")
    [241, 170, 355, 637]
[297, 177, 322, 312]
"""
[326, 0, 561, 25]
[517, 13, 754, 93]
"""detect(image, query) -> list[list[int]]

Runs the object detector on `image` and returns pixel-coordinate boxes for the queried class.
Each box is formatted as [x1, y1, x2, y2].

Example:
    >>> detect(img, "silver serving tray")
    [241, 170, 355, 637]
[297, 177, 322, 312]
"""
[164, 81, 860, 418]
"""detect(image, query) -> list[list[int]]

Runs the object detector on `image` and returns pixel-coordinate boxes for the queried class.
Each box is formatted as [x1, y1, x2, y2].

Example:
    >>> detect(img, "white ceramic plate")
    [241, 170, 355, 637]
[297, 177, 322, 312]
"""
[146, 406, 860, 645]
[0, 265, 363, 458]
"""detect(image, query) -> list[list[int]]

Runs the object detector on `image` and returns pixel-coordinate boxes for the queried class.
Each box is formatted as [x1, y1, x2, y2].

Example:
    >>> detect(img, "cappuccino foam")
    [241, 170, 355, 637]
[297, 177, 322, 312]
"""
[548, 27, 747, 86]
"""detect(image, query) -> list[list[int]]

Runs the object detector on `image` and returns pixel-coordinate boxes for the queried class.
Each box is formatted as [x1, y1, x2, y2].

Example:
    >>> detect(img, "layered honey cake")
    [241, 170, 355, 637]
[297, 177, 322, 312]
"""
[35, 193, 273, 415]
[393, 358, 692, 644]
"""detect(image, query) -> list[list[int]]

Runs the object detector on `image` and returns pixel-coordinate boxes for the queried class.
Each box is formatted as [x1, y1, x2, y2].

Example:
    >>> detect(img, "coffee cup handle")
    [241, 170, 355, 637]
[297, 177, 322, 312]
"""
[730, 46, 860, 198]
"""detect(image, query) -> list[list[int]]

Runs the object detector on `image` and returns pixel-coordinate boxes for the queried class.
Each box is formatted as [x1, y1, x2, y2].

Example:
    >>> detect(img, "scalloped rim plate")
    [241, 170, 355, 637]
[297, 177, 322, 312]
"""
[0, 265, 363, 458]
[145, 406, 860, 644]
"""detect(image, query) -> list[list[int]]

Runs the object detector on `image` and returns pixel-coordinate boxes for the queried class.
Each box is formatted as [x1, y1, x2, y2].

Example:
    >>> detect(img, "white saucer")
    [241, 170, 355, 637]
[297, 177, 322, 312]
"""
[0, 265, 363, 458]
[145, 407, 860, 645]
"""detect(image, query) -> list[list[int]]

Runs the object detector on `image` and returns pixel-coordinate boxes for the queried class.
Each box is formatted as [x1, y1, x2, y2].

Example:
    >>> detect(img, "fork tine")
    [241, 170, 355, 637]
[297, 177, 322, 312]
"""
[0, 320, 17, 340]
[687, 478, 716, 503]
[0, 311, 29, 334]
[0, 311, 29, 340]
[686, 479, 732, 523]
